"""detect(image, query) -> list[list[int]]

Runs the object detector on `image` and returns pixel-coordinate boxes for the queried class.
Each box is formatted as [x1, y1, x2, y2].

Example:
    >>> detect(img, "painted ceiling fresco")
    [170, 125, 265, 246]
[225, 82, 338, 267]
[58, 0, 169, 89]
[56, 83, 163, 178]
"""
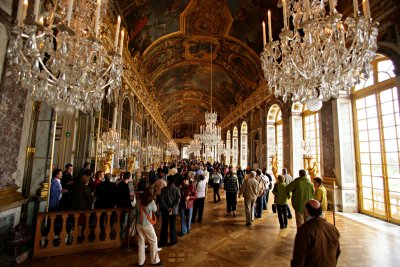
[119, 0, 267, 138]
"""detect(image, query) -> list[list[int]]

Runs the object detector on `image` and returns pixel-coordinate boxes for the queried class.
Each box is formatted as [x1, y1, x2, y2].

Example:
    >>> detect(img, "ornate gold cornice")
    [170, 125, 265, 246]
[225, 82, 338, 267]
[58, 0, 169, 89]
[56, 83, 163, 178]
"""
[101, 20, 172, 140]
[218, 82, 274, 129]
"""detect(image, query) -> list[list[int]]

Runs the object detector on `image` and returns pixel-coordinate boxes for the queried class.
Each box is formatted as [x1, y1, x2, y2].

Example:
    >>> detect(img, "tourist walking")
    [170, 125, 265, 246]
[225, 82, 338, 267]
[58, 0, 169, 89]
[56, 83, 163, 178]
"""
[272, 174, 290, 229]
[224, 166, 239, 216]
[239, 171, 259, 226]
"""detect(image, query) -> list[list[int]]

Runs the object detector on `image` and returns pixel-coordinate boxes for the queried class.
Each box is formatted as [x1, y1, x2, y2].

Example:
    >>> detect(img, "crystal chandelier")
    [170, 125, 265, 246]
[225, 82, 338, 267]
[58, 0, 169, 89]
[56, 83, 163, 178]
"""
[167, 140, 180, 156]
[101, 128, 120, 152]
[260, 0, 378, 111]
[7, 0, 124, 115]
[188, 134, 202, 155]
[198, 111, 222, 147]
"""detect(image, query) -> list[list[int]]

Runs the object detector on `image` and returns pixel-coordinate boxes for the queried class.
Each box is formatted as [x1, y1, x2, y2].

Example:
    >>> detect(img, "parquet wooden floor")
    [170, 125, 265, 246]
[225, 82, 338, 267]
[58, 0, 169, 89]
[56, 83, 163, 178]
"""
[21, 188, 400, 267]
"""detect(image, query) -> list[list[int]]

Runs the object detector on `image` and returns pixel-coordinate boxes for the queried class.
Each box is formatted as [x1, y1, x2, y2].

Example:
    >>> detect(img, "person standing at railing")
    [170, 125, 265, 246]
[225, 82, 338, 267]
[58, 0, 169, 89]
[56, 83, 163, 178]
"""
[115, 172, 133, 238]
[49, 169, 64, 211]
[136, 188, 164, 266]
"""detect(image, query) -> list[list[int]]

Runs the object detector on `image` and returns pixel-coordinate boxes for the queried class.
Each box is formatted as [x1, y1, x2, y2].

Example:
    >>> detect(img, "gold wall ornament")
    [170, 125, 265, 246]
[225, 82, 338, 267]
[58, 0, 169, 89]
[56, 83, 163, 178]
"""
[271, 155, 278, 180]
[98, 16, 171, 141]
[102, 151, 114, 174]
[127, 154, 137, 173]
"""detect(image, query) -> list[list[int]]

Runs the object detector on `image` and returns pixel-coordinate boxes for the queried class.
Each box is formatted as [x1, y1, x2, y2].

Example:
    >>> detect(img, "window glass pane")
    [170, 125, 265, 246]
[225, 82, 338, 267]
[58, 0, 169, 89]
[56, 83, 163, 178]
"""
[372, 176, 384, 189]
[358, 120, 367, 131]
[361, 164, 371, 175]
[385, 140, 398, 152]
[374, 200, 386, 215]
[390, 205, 400, 220]
[371, 165, 383, 176]
[364, 75, 374, 88]
[386, 152, 399, 166]
[382, 114, 395, 127]
[360, 153, 370, 164]
[357, 109, 367, 120]
[393, 87, 398, 100]
[365, 95, 376, 107]
[367, 118, 379, 129]
[384, 127, 397, 139]
[356, 98, 365, 109]
[389, 178, 400, 193]
[377, 60, 395, 81]
[359, 141, 369, 152]
[366, 106, 377, 117]
[381, 102, 394, 115]
[363, 199, 373, 211]
[387, 166, 400, 179]
[362, 176, 372, 187]
[389, 192, 400, 208]
[370, 153, 381, 164]
[369, 141, 381, 153]
[363, 187, 373, 199]
[368, 129, 380, 141]
[359, 131, 369, 142]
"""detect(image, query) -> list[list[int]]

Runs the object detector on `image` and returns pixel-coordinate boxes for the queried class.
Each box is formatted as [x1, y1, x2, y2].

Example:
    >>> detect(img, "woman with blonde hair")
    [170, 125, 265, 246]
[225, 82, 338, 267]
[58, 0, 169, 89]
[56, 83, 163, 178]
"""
[272, 174, 290, 229]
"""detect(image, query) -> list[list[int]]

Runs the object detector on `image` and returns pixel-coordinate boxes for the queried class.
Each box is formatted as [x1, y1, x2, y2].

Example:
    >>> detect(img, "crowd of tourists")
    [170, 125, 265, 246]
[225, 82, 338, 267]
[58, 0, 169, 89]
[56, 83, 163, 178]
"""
[49, 159, 339, 266]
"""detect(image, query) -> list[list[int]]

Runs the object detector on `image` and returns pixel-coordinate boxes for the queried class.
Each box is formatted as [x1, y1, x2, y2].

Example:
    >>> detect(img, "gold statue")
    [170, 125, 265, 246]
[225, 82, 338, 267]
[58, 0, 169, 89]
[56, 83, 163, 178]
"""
[127, 153, 137, 173]
[308, 161, 319, 181]
[271, 155, 278, 179]
[102, 151, 114, 174]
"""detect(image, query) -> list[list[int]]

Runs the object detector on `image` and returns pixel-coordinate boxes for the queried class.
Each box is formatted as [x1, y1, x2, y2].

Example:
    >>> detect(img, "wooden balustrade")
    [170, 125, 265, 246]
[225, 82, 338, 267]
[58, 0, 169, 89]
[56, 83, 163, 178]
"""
[33, 208, 131, 259]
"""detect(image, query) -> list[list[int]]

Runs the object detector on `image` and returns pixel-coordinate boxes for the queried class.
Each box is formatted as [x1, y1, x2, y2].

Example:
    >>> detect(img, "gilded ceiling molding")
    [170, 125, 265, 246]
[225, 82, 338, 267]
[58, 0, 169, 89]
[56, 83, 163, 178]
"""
[101, 19, 172, 140]
[218, 82, 274, 129]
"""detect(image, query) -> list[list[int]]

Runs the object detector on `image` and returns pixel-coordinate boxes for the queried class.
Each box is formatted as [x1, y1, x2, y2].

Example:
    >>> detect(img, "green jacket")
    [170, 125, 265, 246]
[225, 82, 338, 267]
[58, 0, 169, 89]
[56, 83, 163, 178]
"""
[285, 176, 314, 212]
[272, 181, 290, 205]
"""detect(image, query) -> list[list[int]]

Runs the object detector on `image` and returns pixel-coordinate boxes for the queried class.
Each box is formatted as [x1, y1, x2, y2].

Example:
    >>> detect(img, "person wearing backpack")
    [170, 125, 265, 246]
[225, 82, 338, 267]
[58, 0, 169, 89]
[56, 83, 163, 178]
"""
[254, 169, 269, 218]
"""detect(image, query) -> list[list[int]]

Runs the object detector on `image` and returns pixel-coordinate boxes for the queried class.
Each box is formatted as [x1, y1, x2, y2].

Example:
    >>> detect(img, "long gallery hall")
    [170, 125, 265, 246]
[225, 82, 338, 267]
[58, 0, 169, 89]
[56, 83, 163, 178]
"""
[0, 0, 399, 266]
[19, 191, 400, 267]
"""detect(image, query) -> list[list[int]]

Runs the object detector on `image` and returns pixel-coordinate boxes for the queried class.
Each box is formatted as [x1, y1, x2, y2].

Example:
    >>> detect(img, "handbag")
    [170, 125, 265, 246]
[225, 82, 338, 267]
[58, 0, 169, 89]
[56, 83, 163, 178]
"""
[140, 205, 157, 225]
[272, 203, 277, 213]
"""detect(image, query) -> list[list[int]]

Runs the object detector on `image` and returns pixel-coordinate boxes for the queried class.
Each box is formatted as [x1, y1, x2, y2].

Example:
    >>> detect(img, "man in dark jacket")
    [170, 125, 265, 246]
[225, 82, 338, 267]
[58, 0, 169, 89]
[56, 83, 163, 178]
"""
[291, 199, 341, 267]
[114, 172, 132, 238]
[95, 173, 115, 209]
[69, 170, 92, 210]
[159, 175, 180, 247]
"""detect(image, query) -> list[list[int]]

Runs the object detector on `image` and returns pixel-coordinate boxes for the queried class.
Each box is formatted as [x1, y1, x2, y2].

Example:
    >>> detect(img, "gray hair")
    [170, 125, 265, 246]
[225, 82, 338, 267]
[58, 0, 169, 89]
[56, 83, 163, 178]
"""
[249, 171, 256, 179]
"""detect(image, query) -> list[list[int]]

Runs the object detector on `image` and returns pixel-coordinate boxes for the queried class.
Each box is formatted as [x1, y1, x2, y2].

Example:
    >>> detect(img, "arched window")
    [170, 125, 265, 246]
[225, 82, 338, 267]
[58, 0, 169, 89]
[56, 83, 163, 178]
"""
[353, 55, 400, 223]
[226, 130, 231, 164]
[240, 121, 248, 168]
[267, 104, 283, 171]
[303, 106, 321, 174]
[233, 126, 239, 167]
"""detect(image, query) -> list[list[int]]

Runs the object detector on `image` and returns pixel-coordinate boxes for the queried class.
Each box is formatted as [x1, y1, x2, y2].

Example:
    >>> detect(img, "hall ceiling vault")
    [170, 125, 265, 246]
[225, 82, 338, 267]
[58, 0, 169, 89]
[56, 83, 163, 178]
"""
[117, 0, 400, 139]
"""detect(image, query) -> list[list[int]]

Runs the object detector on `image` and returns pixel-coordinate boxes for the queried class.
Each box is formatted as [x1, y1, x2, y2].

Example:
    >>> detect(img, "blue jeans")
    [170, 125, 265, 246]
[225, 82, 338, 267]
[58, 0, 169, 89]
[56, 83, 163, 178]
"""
[254, 196, 264, 218]
[277, 204, 288, 228]
[179, 206, 193, 235]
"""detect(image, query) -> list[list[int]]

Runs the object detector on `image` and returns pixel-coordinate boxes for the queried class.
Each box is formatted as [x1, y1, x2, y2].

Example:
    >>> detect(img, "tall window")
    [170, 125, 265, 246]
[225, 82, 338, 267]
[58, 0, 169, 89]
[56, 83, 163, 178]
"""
[303, 107, 321, 173]
[353, 55, 400, 223]
[233, 126, 239, 167]
[226, 130, 231, 164]
[240, 121, 248, 168]
[267, 104, 283, 171]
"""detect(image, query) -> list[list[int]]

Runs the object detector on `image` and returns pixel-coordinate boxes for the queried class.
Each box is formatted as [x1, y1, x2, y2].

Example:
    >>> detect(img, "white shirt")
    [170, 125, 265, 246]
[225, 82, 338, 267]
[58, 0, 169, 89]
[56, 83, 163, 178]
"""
[195, 180, 207, 198]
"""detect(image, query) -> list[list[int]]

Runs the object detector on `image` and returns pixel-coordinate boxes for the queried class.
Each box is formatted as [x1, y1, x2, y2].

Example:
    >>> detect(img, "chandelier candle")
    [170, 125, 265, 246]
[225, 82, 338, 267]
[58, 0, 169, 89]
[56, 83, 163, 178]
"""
[120, 29, 125, 55]
[329, 0, 335, 14]
[115, 16, 121, 49]
[262, 22, 266, 47]
[363, 0, 370, 20]
[282, 0, 288, 30]
[94, 0, 101, 36]
[66, 0, 74, 26]
[268, 10, 272, 42]
[353, 0, 359, 17]
[22, 0, 28, 24]
[33, 0, 40, 22]
[16, 0, 24, 26]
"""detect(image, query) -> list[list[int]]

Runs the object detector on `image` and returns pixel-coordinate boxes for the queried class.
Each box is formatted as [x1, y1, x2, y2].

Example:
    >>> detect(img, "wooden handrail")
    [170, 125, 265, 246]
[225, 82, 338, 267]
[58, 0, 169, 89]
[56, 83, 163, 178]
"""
[33, 208, 131, 259]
